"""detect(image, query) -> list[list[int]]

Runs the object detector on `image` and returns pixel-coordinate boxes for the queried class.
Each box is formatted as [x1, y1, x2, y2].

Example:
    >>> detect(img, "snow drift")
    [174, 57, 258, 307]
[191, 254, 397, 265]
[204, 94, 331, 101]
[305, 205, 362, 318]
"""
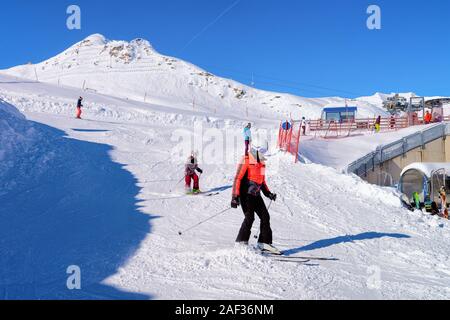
[0, 100, 40, 195]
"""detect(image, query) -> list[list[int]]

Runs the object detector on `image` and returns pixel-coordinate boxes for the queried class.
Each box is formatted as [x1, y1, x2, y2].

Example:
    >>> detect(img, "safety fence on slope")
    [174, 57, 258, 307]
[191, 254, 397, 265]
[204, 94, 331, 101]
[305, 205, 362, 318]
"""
[277, 116, 450, 163]
[308, 116, 409, 139]
[278, 120, 302, 162]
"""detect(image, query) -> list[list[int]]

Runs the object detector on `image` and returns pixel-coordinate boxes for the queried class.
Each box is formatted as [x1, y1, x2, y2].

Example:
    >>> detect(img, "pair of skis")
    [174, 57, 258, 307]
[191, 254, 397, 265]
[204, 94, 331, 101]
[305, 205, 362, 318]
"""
[186, 191, 220, 197]
[264, 254, 311, 264]
[260, 247, 338, 264]
[263, 253, 339, 264]
[147, 191, 220, 202]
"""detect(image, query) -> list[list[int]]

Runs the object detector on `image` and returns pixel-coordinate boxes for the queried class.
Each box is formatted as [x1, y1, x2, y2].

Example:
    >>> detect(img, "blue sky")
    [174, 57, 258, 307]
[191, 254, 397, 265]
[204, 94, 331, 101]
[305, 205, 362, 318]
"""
[1, 0, 449, 98]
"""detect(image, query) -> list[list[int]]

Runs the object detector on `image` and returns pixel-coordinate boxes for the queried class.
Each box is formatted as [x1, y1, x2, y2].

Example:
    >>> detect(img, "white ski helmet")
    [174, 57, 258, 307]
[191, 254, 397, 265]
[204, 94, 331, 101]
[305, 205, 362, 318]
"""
[250, 137, 269, 161]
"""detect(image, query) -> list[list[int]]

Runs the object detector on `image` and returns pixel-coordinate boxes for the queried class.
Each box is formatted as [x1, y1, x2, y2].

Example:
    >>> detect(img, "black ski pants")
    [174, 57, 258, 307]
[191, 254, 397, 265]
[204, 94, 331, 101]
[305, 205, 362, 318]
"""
[236, 194, 273, 244]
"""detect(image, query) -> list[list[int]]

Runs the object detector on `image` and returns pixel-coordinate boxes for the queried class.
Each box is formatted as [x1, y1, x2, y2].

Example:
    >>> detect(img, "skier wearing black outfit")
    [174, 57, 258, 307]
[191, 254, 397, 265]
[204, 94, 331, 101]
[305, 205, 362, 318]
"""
[231, 146, 279, 253]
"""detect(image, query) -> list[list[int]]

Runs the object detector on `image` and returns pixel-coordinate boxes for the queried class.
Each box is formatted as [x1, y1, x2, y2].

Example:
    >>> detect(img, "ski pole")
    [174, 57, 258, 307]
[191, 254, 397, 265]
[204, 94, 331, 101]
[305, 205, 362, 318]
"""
[170, 176, 185, 193]
[178, 207, 232, 236]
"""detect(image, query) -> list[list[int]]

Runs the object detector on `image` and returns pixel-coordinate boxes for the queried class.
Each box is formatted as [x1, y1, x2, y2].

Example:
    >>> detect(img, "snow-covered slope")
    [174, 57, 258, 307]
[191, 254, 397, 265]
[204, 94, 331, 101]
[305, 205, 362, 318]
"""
[1, 34, 392, 121]
[0, 75, 449, 300]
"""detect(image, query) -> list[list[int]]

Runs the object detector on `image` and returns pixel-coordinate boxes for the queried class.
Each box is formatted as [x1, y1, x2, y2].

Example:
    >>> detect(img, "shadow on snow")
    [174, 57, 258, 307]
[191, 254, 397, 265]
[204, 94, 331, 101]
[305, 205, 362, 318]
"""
[206, 185, 233, 193]
[283, 232, 411, 256]
[0, 109, 153, 300]
[71, 129, 110, 133]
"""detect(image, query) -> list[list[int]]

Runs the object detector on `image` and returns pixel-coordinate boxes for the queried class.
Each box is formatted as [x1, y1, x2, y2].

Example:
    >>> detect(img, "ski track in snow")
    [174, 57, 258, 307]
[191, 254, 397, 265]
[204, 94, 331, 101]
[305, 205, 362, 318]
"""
[1, 76, 450, 300]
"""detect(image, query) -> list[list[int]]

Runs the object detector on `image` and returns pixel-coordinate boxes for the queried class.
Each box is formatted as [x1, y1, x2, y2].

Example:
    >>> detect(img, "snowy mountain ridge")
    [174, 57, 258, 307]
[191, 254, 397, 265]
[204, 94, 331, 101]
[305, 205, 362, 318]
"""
[1, 34, 396, 121]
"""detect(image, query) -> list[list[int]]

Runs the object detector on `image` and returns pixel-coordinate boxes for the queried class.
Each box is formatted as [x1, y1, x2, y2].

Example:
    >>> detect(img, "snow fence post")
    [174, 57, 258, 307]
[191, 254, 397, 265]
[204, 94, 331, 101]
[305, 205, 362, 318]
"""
[294, 122, 302, 163]
[287, 121, 293, 154]
[281, 120, 289, 151]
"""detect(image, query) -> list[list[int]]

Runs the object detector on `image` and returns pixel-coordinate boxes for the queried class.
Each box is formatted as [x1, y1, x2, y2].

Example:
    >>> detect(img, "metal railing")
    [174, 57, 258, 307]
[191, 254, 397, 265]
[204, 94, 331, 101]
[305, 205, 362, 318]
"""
[346, 123, 450, 176]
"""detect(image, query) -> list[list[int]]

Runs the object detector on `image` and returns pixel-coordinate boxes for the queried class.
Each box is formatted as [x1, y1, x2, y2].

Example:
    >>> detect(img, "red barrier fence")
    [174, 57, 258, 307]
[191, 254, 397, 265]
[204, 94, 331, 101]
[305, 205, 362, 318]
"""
[278, 121, 302, 162]
[309, 116, 409, 138]
[278, 115, 450, 161]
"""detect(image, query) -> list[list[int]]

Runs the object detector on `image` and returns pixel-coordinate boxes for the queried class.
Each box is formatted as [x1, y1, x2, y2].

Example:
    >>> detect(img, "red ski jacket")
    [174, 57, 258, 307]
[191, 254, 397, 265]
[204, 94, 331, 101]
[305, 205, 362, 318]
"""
[232, 154, 270, 197]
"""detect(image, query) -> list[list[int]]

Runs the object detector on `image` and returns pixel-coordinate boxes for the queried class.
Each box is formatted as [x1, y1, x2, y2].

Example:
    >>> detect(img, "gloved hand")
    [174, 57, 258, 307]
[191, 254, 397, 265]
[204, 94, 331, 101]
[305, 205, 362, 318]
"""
[268, 193, 277, 202]
[197, 169, 203, 174]
[231, 196, 240, 209]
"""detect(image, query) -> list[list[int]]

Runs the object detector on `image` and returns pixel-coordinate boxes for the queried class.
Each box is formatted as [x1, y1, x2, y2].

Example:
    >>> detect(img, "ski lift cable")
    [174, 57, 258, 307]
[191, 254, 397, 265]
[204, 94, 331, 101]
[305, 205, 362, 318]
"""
[180, 0, 242, 53]
[197, 63, 363, 96]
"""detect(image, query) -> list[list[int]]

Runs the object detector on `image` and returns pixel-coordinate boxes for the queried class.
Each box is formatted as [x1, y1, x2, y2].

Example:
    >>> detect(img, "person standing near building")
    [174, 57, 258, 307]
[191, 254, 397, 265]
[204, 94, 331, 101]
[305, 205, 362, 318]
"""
[424, 111, 432, 124]
[413, 192, 421, 210]
[243, 123, 252, 155]
[439, 187, 448, 219]
[374, 116, 381, 133]
[301, 117, 307, 136]
[412, 112, 418, 125]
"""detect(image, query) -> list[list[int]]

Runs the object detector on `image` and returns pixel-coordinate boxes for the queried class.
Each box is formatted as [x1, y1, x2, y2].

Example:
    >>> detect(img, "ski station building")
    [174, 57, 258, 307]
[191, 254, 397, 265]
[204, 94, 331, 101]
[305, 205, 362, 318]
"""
[321, 106, 358, 123]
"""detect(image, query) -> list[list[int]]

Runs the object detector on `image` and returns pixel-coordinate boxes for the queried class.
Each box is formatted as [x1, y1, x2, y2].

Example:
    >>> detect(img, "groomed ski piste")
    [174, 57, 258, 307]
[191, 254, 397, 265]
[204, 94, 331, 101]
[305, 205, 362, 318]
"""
[1, 35, 449, 300]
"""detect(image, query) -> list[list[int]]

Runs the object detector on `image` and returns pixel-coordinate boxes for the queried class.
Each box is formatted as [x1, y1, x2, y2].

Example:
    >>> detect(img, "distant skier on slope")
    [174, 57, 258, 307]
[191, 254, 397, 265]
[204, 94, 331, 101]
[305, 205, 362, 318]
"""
[76, 97, 83, 119]
[231, 142, 279, 255]
[243, 123, 252, 155]
[185, 152, 203, 194]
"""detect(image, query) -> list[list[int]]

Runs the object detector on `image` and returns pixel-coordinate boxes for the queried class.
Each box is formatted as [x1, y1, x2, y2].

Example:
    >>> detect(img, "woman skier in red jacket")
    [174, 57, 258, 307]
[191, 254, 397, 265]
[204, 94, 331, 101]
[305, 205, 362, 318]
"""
[231, 145, 279, 254]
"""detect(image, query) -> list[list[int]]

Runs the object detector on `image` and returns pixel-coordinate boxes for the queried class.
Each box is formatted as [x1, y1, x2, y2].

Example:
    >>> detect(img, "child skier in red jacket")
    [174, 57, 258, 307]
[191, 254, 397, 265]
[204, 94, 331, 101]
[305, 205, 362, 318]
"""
[185, 154, 203, 194]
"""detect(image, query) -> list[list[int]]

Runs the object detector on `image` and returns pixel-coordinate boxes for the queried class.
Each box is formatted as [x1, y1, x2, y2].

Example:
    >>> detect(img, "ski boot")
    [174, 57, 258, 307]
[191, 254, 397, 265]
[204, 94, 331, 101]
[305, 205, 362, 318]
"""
[257, 243, 282, 255]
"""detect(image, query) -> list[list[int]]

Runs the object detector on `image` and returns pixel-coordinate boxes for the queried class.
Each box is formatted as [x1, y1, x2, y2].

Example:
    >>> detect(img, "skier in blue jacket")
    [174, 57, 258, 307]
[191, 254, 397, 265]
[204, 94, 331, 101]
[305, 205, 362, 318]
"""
[243, 123, 252, 155]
